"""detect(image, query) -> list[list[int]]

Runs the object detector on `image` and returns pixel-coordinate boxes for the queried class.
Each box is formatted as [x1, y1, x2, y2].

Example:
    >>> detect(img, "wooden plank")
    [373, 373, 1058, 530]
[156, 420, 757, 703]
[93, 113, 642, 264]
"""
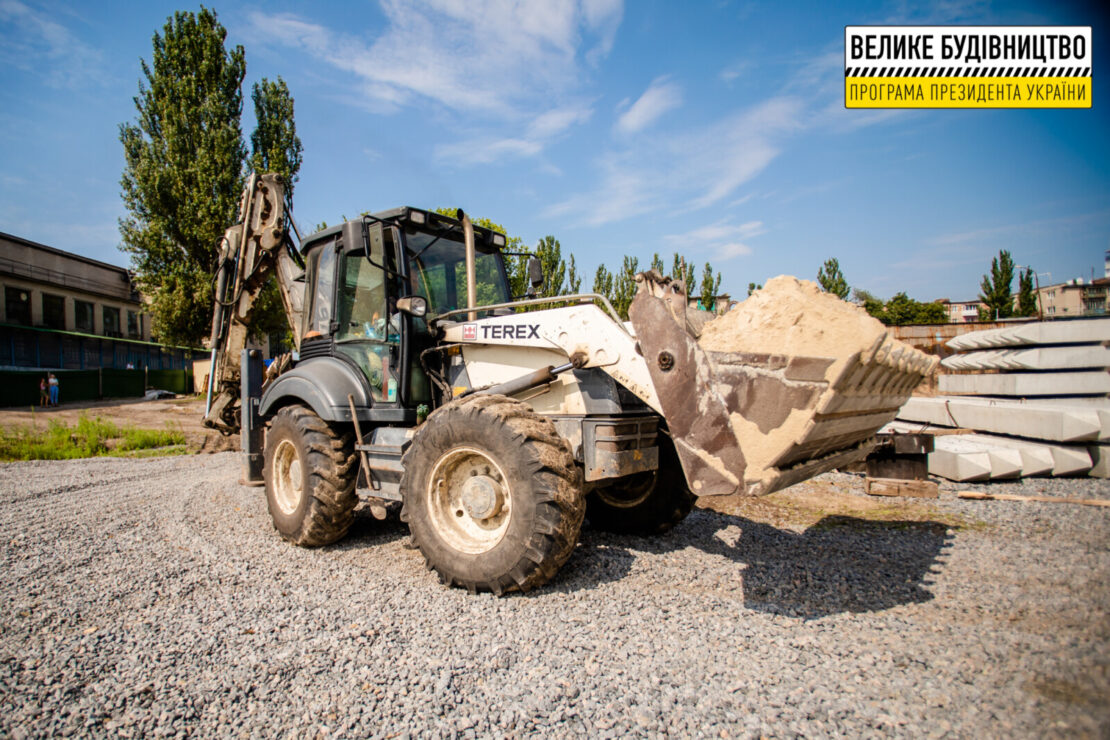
[957, 491, 1110, 508]
[866, 477, 939, 498]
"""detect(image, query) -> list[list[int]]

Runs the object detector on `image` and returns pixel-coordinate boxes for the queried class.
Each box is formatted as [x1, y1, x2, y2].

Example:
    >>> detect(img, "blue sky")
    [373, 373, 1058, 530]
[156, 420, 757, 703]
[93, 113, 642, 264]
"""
[1, 0, 1107, 302]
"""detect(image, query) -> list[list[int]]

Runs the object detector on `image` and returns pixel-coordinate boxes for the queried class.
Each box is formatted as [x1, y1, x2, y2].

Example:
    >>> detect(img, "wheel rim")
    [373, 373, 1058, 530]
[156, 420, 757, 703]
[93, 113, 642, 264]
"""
[426, 446, 511, 554]
[272, 438, 304, 515]
[595, 472, 656, 509]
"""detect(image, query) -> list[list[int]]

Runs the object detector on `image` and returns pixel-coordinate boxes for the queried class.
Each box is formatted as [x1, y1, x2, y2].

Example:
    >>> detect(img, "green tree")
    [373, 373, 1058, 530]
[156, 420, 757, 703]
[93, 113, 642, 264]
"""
[698, 262, 722, 313]
[816, 257, 850, 300]
[670, 253, 694, 293]
[978, 249, 1016, 320]
[1017, 268, 1038, 317]
[250, 77, 303, 196]
[249, 76, 303, 343]
[855, 290, 948, 326]
[567, 254, 582, 294]
[650, 252, 665, 274]
[119, 8, 247, 345]
[883, 292, 919, 325]
[593, 264, 614, 302]
[854, 288, 888, 322]
[611, 256, 640, 320]
[747, 282, 762, 296]
[534, 235, 566, 301]
[916, 300, 949, 324]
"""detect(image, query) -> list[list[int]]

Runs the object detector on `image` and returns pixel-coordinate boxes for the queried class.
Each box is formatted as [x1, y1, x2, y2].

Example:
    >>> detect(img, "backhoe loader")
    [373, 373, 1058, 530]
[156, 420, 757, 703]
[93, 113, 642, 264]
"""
[204, 174, 937, 594]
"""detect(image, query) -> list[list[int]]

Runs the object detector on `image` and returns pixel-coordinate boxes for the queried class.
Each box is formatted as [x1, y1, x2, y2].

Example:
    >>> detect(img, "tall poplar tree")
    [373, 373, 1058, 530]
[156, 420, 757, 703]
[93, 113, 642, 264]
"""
[119, 8, 247, 345]
[698, 262, 722, 312]
[249, 76, 304, 342]
[1017, 268, 1038, 317]
[978, 249, 1017, 320]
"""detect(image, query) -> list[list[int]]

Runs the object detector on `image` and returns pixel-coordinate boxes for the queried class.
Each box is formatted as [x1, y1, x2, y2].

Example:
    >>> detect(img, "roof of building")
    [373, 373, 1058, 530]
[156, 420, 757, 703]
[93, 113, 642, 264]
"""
[0, 230, 132, 276]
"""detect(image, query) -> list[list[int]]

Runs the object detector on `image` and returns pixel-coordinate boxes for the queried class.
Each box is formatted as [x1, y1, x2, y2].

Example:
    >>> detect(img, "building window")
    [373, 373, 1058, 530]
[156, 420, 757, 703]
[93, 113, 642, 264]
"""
[5, 286, 31, 325]
[103, 306, 121, 336]
[75, 300, 94, 333]
[42, 293, 65, 330]
[127, 311, 140, 339]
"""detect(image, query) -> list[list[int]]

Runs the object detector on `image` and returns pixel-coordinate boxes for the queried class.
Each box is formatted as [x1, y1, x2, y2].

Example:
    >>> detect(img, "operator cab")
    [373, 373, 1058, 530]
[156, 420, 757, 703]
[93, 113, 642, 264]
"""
[297, 208, 512, 410]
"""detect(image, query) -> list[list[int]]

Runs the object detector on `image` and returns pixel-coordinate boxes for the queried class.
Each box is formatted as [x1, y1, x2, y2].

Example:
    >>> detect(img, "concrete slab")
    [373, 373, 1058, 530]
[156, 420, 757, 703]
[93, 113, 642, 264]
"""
[938, 371, 1110, 397]
[928, 446, 992, 481]
[970, 435, 1091, 476]
[959, 435, 1056, 476]
[897, 396, 1106, 442]
[941, 345, 1110, 372]
[947, 318, 1110, 351]
[932, 436, 1022, 479]
[885, 421, 1093, 478]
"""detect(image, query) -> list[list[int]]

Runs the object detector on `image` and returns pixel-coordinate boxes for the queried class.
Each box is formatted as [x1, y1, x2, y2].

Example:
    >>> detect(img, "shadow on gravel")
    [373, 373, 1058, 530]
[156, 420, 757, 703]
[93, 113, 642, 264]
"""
[561, 509, 954, 617]
[324, 505, 411, 551]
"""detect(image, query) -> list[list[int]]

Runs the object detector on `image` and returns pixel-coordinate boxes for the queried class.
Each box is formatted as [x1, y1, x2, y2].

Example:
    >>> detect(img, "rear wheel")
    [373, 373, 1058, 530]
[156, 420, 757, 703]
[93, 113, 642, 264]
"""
[586, 433, 696, 535]
[264, 405, 358, 546]
[400, 394, 583, 595]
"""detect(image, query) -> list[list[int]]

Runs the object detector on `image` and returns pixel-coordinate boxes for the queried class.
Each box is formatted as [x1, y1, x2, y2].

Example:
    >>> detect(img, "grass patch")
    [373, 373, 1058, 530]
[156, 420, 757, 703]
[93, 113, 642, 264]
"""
[0, 412, 187, 461]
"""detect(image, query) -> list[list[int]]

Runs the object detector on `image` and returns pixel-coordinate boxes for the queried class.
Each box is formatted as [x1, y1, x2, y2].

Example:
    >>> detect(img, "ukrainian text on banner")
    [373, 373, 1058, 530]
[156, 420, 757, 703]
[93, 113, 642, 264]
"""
[844, 26, 1092, 109]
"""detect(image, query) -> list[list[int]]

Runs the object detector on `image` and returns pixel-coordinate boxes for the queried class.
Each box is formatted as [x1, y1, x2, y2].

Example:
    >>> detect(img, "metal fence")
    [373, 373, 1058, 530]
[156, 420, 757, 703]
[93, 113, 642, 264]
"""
[0, 324, 203, 407]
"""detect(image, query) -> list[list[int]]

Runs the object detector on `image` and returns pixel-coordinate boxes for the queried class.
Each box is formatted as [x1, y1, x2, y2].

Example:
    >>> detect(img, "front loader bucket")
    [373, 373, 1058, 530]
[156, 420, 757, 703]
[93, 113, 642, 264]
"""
[628, 274, 938, 497]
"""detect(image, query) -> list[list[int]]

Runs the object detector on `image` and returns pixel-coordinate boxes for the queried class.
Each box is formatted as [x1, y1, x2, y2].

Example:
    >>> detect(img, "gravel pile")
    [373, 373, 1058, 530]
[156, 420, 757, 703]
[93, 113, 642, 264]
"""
[0, 454, 1107, 737]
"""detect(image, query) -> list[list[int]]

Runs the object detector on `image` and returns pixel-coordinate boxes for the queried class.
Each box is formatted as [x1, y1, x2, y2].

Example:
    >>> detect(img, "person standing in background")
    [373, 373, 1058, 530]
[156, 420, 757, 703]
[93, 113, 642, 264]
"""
[39, 376, 48, 407]
[48, 373, 59, 407]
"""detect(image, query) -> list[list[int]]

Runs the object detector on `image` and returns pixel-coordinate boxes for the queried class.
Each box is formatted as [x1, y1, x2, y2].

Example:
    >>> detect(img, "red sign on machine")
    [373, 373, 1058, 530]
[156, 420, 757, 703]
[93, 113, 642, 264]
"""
[462, 324, 477, 340]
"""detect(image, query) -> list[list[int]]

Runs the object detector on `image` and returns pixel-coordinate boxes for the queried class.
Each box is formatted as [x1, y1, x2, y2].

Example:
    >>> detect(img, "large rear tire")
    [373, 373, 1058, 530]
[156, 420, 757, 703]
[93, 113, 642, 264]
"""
[264, 405, 358, 546]
[586, 432, 696, 535]
[400, 394, 584, 595]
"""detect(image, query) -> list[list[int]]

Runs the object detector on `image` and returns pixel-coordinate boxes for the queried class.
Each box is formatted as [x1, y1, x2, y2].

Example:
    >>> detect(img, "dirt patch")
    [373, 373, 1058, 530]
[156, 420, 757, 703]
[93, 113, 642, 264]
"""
[0, 396, 237, 454]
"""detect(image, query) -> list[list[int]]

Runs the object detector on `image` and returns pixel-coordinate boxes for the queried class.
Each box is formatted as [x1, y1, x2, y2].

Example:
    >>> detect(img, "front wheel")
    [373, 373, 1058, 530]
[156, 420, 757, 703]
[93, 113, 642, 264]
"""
[400, 394, 584, 595]
[586, 432, 696, 535]
[263, 405, 358, 546]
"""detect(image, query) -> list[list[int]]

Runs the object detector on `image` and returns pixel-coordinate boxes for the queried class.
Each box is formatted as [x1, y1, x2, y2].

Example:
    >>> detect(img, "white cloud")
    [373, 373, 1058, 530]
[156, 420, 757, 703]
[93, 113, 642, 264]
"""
[615, 77, 682, 134]
[0, 0, 104, 88]
[435, 103, 593, 165]
[246, 1, 622, 118]
[549, 96, 802, 225]
[664, 219, 765, 261]
[719, 60, 750, 83]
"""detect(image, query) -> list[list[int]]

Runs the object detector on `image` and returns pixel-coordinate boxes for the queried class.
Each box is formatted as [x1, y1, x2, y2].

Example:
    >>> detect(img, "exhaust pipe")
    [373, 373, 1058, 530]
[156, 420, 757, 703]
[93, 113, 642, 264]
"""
[457, 209, 477, 321]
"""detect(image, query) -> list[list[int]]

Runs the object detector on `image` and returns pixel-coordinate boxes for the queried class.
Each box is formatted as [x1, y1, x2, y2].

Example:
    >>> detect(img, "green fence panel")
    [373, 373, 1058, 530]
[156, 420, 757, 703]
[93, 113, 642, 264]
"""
[0, 367, 200, 407]
[100, 369, 144, 399]
[58, 371, 100, 403]
[0, 370, 101, 407]
[0, 371, 49, 408]
[147, 369, 193, 394]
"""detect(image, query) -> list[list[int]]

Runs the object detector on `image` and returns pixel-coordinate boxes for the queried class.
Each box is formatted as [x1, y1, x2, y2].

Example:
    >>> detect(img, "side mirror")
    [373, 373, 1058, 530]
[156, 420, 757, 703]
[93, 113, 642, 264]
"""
[396, 295, 428, 317]
[528, 256, 544, 291]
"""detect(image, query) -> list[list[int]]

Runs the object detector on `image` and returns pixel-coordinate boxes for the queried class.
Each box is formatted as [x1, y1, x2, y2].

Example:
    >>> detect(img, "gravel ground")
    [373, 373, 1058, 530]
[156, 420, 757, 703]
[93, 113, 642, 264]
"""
[0, 454, 1107, 738]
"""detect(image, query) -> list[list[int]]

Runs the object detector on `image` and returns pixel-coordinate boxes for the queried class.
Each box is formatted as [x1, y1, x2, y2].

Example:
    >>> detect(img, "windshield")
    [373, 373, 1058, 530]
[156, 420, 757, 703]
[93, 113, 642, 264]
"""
[404, 227, 510, 316]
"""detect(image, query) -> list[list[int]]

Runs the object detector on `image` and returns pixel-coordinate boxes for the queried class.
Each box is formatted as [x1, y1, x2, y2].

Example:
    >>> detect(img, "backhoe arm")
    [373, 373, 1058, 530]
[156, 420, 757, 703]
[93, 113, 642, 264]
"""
[203, 173, 304, 434]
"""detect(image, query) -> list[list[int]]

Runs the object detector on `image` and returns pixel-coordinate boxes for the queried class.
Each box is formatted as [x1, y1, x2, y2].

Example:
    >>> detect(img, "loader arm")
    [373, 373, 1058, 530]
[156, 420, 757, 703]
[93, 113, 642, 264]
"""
[203, 173, 305, 434]
[438, 271, 936, 498]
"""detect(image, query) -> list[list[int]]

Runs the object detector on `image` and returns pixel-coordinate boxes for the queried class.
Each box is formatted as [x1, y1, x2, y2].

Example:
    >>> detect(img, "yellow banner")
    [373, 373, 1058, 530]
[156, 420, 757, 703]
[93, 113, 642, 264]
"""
[845, 76, 1091, 108]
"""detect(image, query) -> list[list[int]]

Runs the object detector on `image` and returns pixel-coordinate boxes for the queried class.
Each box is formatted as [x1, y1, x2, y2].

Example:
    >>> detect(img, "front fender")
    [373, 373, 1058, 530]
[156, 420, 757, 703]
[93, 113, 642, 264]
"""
[259, 357, 371, 423]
